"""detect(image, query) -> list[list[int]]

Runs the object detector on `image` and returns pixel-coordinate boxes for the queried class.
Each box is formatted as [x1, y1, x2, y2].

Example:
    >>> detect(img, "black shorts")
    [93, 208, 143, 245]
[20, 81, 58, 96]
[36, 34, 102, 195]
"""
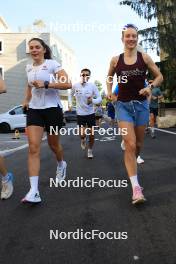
[77, 113, 96, 128]
[27, 106, 63, 133]
[150, 107, 158, 117]
[95, 115, 103, 120]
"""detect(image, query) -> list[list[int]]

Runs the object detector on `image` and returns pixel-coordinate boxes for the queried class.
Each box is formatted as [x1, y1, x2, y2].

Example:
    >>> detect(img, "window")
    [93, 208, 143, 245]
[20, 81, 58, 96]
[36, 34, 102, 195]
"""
[13, 106, 23, 115]
[0, 39, 4, 54]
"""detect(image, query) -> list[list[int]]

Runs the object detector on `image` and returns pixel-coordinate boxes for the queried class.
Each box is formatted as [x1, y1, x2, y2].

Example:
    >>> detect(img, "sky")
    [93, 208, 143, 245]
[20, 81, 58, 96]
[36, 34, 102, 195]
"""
[0, 0, 158, 89]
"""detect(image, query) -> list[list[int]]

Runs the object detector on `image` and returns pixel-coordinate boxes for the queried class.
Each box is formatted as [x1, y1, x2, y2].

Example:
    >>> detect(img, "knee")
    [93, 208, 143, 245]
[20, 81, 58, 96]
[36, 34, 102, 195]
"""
[29, 144, 40, 156]
[125, 140, 136, 152]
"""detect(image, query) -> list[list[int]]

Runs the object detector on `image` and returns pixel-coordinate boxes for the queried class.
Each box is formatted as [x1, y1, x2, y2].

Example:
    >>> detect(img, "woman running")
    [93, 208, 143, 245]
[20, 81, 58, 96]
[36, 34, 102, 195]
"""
[107, 24, 163, 204]
[22, 38, 71, 203]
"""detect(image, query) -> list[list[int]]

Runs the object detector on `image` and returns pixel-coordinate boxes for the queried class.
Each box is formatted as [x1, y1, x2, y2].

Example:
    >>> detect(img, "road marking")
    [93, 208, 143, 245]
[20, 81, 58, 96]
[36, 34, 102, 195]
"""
[154, 128, 176, 135]
[0, 136, 47, 157]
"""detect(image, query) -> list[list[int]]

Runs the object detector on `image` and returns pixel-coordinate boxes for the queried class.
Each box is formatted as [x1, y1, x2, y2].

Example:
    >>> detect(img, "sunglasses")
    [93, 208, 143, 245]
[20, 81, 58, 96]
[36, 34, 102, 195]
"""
[81, 74, 90, 77]
[123, 24, 138, 31]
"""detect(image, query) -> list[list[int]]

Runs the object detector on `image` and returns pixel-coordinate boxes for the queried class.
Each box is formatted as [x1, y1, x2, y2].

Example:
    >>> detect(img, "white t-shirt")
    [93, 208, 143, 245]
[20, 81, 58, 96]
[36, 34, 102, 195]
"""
[71, 82, 102, 116]
[26, 59, 63, 109]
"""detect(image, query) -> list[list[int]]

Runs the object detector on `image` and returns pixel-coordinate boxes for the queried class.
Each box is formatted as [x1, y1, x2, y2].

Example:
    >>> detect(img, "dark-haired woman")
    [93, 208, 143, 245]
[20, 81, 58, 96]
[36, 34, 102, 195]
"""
[22, 38, 72, 203]
[107, 24, 163, 204]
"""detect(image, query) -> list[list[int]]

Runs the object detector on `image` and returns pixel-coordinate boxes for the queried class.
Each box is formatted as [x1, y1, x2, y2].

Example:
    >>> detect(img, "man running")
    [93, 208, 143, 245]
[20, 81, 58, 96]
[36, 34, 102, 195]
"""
[71, 68, 102, 158]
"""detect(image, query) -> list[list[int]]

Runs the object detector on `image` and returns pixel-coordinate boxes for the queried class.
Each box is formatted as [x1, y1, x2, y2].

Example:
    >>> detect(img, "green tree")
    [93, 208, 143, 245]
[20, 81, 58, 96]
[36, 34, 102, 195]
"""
[119, 0, 176, 100]
[94, 80, 103, 92]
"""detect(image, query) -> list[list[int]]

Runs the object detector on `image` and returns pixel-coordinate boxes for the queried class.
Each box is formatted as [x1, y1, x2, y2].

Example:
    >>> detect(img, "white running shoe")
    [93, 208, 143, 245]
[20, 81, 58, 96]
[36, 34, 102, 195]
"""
[1, 172, 14, 200]
[81, 138, 86, 150]
[56, 161, 67, 183]
[87, 149, 93, 159]
[21, 189, 41, 203]
[121, 140, 125, 150]
[137, 156, 144, 164]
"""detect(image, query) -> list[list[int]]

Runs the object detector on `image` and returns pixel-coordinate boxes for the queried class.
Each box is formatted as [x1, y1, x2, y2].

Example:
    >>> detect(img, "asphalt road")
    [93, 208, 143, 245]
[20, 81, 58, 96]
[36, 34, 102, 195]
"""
[0, 124, 176, 264]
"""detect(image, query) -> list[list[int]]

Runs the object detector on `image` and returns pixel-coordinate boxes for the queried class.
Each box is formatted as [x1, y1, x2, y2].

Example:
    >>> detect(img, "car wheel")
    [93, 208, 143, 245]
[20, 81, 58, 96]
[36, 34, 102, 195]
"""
[0, 123, 11, 133]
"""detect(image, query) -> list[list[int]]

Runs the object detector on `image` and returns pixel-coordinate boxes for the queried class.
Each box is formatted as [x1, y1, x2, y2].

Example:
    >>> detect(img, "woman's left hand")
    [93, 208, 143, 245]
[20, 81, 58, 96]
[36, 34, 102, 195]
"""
[32, 80, 44, 89]
[139, 87, 151, 97]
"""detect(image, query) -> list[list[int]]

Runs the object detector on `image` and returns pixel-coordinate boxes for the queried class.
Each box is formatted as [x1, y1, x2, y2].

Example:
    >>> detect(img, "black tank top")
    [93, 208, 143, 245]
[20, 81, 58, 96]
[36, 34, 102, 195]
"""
[115, 52, 147, 102]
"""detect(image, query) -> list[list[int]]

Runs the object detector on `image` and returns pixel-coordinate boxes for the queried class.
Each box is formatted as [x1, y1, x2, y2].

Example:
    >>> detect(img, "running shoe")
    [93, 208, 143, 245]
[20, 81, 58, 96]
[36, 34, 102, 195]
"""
[151, 131, 156, 138]
[81, 138, 86, 150]
[1, 172, 14, 200]
[121, 140, 125, 150]
[56, 161, 67, 182]
[137, 156, 144, 164]
[87, 149, 93, 159]
[132, 186, 146, 204]
[21, 189, 41, 203]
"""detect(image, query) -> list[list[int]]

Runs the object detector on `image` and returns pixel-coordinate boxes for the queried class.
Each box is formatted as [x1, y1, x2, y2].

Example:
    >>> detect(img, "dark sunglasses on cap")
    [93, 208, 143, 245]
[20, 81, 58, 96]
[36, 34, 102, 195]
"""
[123, 24, 138, 31]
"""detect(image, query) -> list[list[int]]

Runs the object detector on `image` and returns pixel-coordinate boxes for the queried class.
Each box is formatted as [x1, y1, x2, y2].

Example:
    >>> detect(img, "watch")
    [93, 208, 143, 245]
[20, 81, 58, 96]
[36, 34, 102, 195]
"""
[44, 81, 49, 89]
[148, 84, 154, 90]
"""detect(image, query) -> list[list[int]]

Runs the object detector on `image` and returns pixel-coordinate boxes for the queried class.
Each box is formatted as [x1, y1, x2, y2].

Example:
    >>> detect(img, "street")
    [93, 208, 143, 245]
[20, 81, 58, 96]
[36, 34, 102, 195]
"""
[0, 124, 176, 264]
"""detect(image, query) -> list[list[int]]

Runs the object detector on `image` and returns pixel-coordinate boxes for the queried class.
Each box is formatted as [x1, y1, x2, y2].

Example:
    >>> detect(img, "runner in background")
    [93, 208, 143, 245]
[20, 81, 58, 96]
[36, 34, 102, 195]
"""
[71, 69, 102, 159]
[95, 104, 103, 129]
[149, 80, 164, 138]
[0, 76, 14, 200]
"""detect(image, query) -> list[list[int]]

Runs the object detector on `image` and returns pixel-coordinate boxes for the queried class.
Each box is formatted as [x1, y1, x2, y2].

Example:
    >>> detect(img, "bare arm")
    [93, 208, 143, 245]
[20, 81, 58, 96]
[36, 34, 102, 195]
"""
[32, 69, 72, 90]
[22, 84, 32, 109]
[106, 56, 118, 98]
[0, 78, 6, 94]
[139, 53, 163, 96]
[143, 53, 163, 87]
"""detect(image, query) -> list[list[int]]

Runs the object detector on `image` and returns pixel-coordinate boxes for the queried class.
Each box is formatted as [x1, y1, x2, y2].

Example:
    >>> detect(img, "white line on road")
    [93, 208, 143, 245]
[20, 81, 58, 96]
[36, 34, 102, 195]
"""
[0, 136, 47, 157]
[154, 128, 176, 135]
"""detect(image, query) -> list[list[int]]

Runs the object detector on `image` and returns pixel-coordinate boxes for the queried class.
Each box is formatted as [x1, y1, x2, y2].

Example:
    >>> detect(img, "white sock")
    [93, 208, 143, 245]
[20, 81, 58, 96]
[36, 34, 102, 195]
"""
[29, 176, 39, 192]
[129, 175, 140, 189]
[57, 160, 63, 167]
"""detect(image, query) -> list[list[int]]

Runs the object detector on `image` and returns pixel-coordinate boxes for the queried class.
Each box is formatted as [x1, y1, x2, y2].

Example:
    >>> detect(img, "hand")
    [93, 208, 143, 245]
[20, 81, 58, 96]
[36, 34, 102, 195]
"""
[107, 91, 112, 100]
[87, 97, 93, 105]
[22, 100, 29, 112]
[139, 87, 151, 97]
[32, 80, 44, 89]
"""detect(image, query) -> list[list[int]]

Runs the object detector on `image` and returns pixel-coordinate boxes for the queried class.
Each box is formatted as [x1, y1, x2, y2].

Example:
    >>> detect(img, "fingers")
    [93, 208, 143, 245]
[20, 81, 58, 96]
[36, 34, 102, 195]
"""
[139, 88, 151, 96]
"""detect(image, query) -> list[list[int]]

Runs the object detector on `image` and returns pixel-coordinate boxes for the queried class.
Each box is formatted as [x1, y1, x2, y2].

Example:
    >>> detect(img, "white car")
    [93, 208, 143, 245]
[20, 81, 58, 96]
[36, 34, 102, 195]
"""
[0, 105, 26, 133]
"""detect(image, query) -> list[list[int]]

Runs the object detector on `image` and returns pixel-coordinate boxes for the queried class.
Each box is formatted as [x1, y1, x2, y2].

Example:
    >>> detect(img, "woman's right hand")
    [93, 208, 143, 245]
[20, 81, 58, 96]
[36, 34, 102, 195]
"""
[22, 100, 29, 113]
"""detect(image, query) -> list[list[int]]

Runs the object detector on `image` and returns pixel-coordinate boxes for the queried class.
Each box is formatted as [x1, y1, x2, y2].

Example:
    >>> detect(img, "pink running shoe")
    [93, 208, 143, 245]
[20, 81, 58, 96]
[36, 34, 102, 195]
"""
[132, 186, 146, 204]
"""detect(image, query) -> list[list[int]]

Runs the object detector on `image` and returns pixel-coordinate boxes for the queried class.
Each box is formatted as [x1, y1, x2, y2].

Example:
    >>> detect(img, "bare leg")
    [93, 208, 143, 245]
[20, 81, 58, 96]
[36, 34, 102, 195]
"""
[27, 126, 44, 177]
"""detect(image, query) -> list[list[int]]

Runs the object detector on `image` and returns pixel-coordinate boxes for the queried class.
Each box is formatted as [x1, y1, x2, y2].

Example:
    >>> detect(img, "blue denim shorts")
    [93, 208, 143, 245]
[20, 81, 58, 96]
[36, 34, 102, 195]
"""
[116, 100, 149, 126]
